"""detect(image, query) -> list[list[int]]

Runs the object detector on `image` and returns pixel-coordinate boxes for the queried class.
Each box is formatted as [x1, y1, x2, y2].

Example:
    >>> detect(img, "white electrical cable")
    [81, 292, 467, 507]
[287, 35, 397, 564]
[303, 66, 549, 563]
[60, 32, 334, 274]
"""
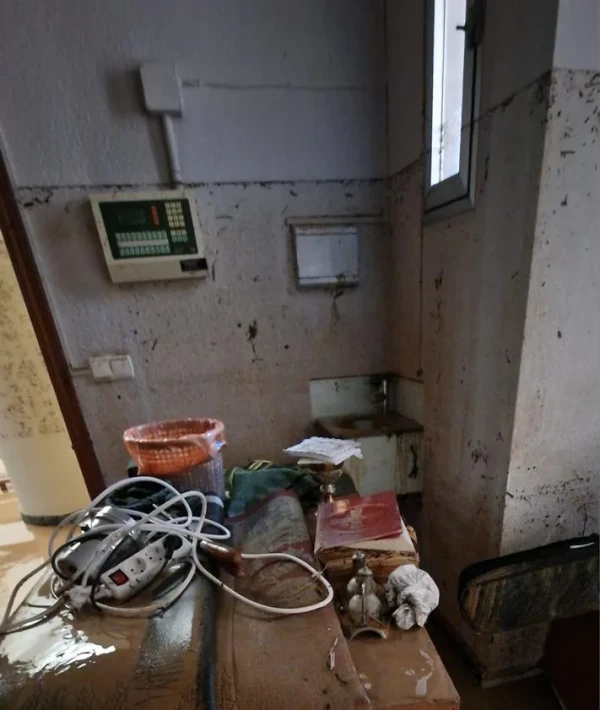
[0, 477, 333, 634]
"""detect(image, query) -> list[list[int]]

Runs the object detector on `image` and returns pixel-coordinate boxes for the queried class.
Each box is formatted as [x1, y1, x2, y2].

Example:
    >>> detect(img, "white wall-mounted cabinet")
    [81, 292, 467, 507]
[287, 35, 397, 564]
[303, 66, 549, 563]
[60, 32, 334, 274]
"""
[343, 430, 424, 497]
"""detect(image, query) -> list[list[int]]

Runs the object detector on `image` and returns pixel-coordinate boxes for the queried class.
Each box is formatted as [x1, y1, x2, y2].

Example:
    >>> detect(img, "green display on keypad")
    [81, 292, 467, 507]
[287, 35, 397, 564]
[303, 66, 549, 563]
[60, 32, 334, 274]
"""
[98, 199, 199, 260]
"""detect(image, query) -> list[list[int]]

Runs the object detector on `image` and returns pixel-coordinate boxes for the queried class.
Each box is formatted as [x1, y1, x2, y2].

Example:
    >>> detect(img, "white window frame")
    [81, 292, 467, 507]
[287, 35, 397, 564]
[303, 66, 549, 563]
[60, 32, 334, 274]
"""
[424, 0, 484, 221]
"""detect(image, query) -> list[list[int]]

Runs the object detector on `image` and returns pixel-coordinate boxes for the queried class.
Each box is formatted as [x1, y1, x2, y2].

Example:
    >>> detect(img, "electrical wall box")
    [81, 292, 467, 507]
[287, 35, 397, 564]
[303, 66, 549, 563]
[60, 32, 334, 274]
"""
[139, 63, 182, 115]
[292, 224, 359, 288]
[90, 189, 208, 283]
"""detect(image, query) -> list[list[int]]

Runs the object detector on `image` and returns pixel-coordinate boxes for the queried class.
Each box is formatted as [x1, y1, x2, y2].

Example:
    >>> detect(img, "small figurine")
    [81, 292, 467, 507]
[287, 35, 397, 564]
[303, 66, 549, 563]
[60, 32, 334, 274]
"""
[346, 552, 382, 626]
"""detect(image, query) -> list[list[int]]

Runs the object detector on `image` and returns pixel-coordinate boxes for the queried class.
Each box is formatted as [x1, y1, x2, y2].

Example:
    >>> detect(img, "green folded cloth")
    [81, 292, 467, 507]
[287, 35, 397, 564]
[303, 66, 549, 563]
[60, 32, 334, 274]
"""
[225, 460, 356, 518]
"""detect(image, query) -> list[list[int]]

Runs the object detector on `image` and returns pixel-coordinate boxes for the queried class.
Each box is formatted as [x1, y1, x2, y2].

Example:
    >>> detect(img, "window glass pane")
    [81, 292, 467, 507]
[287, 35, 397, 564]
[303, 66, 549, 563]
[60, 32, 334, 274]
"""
[431, 0, 467, 186]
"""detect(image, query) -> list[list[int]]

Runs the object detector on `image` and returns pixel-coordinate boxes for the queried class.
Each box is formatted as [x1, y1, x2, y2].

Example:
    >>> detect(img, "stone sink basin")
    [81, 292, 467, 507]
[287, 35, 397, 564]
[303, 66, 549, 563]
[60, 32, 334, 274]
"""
[317, 412, 423, 440]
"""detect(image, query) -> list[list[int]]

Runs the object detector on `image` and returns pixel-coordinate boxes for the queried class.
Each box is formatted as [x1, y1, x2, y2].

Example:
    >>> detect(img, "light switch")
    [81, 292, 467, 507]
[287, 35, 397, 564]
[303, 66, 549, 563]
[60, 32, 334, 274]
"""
[110, 355, 135, 381]
[89, 355, 135, 382]
[89, 356, 113, 381]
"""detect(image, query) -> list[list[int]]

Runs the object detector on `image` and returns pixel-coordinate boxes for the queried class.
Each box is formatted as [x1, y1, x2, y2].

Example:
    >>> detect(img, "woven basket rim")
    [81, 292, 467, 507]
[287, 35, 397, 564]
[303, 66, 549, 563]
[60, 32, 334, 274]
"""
[123, 418, 224, 445]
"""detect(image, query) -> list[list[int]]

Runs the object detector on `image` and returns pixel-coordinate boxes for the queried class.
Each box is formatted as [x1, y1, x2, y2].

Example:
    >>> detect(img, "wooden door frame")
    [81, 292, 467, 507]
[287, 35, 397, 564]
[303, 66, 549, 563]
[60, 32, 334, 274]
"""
[0, 147, 105, 498]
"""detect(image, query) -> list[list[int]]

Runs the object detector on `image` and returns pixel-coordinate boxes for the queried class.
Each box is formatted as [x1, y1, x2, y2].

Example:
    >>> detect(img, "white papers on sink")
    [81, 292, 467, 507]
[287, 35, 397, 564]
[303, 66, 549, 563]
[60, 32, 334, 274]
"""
[284, 437, 362, 466]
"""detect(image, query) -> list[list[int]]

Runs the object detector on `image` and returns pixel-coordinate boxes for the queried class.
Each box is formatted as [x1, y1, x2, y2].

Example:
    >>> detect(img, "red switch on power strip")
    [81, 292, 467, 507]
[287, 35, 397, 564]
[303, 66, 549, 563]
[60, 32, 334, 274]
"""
[109, 569, 129, 586]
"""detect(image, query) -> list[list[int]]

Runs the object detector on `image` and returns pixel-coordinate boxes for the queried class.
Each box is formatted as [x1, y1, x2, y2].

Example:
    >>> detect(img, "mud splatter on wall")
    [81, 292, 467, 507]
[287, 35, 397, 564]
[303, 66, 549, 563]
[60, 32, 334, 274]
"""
[19, 182, 391, 481]
[502, 68, 600, 553]
[385, 0, 560, 679]
[0, 234, 89, 516]
[0, 1, 391, 481]
[0, 235, 64, 439]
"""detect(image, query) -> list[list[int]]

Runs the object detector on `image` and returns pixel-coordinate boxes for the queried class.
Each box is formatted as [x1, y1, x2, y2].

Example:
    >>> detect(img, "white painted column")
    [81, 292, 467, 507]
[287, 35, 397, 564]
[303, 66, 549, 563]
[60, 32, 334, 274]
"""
[0, 234, 89, 519]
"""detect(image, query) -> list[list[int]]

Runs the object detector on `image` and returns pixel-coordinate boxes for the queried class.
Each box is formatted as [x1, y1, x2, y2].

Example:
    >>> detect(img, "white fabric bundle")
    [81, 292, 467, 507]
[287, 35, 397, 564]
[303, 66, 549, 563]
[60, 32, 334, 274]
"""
[284, 437, 362, 465]
[385, 564, 440, 630]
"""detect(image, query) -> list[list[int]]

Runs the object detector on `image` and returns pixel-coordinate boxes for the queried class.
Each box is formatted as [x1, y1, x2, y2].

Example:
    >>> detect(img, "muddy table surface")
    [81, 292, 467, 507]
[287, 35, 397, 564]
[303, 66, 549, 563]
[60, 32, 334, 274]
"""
[0, 490, 459, 709]
[349, 626, 459, 709]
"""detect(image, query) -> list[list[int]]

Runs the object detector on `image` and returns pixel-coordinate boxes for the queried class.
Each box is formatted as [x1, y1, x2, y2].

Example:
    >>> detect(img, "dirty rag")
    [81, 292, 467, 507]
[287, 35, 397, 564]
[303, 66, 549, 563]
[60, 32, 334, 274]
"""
[385, 563, 440, 630]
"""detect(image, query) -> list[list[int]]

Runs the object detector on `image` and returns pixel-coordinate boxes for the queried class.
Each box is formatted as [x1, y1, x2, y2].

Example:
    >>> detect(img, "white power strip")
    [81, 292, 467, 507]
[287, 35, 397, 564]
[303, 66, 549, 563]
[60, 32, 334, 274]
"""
[99, 537, 192, 602]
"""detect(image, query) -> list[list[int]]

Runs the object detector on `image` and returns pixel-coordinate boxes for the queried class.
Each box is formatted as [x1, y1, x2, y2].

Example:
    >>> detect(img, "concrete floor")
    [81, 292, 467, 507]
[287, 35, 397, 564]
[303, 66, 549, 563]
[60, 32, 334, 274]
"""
[399, 495, 561, 709]
[0, 491, 61, 613]
[428, 622, 561, 710]
[0, 490, 562, 708]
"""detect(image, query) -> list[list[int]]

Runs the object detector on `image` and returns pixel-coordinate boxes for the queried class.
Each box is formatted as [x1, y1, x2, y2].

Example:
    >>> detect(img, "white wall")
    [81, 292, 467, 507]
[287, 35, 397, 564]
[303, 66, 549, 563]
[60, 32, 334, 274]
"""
[554, 0, 600, 70]
[386, 1, 425, 380]
[0, 0, 386, 186]
[387, 1, 424, 175]
[0, 0, 390, 481]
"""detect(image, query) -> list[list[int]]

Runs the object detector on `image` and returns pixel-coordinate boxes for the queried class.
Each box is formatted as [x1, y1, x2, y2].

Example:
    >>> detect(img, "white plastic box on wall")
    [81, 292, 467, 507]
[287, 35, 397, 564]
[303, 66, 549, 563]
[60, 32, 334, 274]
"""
[292, 224, 359, 287]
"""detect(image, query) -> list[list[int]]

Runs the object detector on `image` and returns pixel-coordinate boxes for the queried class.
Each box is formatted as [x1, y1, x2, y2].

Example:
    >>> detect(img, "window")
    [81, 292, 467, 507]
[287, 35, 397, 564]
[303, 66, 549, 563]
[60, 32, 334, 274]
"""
[425, 0, 484, 217]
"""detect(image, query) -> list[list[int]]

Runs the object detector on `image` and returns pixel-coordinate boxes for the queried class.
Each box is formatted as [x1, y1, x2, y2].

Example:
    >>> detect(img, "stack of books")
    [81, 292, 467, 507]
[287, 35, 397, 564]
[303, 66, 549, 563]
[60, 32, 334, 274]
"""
[314, 490, 418, 583]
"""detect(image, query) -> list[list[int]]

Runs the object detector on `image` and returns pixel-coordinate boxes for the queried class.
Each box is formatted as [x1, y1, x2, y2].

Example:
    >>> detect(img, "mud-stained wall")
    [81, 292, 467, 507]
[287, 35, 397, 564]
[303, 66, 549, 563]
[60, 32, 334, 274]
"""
[502, 68, 600, 553]
[0, 0, 390, 481]
[20, 181, 391, 481]
[420, 76, 550, 673]
[387, 0, 599, 678]
[385, 0, 559, 678]
[0, 236, 64, 440]
[386, 1, 425, 381]
[0, 234, 89, 515]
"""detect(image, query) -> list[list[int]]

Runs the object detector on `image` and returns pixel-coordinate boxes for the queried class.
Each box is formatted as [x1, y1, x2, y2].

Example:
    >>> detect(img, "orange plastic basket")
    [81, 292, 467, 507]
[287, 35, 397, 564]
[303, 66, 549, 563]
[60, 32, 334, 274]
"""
[123, 418, 226, 476]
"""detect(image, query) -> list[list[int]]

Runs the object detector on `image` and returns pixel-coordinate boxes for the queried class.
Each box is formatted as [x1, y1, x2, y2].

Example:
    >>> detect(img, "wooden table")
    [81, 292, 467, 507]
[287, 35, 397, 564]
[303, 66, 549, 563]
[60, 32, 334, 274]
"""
[1, 488, 459, 709]
[306, 495, 459, 709]
[349, 626, 459, 709]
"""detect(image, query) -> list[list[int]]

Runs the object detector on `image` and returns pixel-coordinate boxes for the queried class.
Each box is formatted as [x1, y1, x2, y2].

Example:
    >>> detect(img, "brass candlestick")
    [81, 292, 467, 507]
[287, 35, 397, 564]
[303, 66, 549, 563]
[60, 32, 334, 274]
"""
[305, 462, 343, 505]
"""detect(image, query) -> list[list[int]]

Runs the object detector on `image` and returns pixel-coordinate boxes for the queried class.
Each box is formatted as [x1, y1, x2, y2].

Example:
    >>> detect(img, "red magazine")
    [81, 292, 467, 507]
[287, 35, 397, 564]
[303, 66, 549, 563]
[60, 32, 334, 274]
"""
[314, 491, 402, 554]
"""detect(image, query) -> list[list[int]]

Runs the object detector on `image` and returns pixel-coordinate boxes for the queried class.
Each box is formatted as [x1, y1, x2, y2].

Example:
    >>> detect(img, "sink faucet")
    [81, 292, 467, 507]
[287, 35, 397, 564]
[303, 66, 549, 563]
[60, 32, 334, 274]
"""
[370, 374, 392, 415]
